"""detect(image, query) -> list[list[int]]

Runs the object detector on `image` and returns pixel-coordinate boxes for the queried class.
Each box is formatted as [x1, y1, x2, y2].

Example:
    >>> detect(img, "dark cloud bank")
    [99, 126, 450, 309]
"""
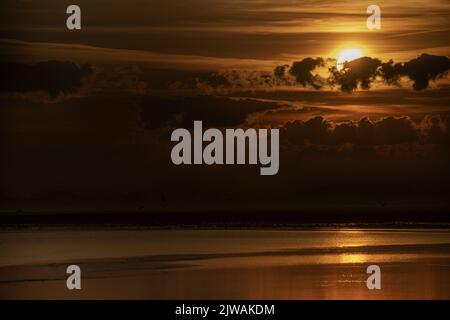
[280, 54, 450, 92]
[1, 62, 449, 210]
[140, 95, 286, 129]
[1, 54, 448, 100]
[281, 115, 450, 146]
[0, 61, 93, 97]
[1, 59, 449, 149]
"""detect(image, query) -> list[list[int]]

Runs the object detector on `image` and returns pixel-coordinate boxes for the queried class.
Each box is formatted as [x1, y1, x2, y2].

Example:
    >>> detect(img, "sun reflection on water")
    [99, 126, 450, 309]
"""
[339, 253, 369, 264]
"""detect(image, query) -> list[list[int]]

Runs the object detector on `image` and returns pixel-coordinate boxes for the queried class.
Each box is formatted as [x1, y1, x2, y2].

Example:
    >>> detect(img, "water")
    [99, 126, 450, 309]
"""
[0, 228, 449, 299]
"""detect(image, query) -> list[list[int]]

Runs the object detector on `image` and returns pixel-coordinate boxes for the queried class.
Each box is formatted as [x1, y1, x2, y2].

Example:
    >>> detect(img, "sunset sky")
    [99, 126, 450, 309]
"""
[1, 0, 449, 67]
[1, 1, 449, 213]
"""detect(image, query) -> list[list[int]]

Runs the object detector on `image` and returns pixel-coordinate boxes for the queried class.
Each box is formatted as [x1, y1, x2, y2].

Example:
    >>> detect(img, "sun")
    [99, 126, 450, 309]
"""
[336, 48, 364, 70]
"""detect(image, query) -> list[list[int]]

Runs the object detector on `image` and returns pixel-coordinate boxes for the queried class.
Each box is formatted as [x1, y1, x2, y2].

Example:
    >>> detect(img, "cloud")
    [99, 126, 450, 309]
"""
[191, 70, 276, 93]
[403, 54, 450, 90]
[274, 54, 450, 92]
[335, 117, 419, 144]
[117, 54, 450, 94]
[379, 54, 450, 90]
[140, 95, 286, 130]
[328, 57, 381, 92]
[280, 115, 450, 146]
[93, 65, 149, 94]
[0, 61, 93, 97]
[1, 53, 448, 106]
[282, 117, 332, 145]
[288, 58, 325, 89]
[274, 64, 290, 79]
[420, 114, 450, 144]
[199, 54, 450, 92]
[379, 59, 405, 86]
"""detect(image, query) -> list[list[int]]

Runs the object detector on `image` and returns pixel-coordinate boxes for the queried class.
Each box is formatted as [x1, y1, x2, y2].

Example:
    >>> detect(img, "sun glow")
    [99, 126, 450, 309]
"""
[336, 48, 364, 70]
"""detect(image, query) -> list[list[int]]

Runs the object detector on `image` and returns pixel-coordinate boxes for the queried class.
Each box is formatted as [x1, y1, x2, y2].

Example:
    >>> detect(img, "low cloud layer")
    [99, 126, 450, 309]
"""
[0, 61, 93, 97]
[283, 54, 450, 92]
[147, 53, 450, 93]
[1, 54, 448, 100]
[140, 95, 286, 129]
[281, 115, 450, 146]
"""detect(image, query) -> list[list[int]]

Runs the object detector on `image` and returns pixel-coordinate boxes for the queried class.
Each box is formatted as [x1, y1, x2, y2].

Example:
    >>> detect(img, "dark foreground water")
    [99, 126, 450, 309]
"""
[0, 228, 449, 299]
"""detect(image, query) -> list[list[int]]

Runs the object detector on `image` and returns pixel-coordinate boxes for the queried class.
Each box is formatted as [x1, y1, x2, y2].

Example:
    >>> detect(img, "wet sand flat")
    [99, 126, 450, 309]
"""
[0, 228, 449, 299]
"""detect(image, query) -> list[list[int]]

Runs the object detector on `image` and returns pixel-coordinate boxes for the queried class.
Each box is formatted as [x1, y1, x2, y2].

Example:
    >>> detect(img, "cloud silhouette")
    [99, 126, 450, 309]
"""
[403, 54, 450, 90]
[0, 61, 93, 97]
[420, 114, 450, 144]
[1, 53, 447, 104]
[280, 115, 450, 146]
[274, 54, 450, 92]
[282, 117, 332, 144]
[155, 54, 449, 93]
[379, 59, 404, 86]
[274, 64, 290, 79]
[140, 95, 285, 130]
[328, 57, 381, 92]
[288, 58, 325, 89]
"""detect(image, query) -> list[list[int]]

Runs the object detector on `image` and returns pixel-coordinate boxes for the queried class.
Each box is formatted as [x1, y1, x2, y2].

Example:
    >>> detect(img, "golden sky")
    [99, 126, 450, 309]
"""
[1, 0, 449, 69]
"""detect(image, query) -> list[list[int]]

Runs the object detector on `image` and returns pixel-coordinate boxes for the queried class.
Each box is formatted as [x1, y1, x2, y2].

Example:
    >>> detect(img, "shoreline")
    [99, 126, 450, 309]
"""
[1, 223, 450, 231]
[1, 206, 450, 229]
